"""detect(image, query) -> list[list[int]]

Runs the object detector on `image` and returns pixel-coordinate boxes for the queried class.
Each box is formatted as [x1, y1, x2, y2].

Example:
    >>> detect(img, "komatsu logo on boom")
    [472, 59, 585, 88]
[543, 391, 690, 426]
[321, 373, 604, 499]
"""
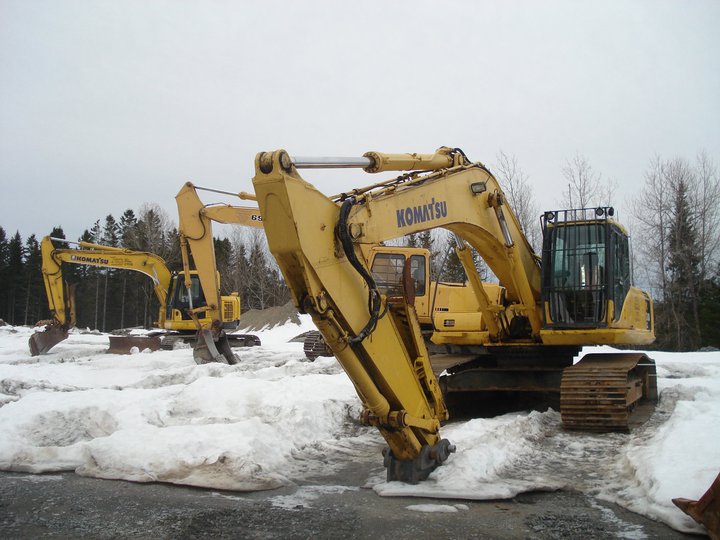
[396, 198, 448, 228]
[71, 255, 110, 265]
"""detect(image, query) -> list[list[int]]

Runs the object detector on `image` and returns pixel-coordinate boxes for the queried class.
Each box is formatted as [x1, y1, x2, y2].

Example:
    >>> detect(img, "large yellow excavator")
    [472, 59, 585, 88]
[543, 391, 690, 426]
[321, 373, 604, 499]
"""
[251, 147, 657, 483]
[29, 236, 254, 356]
[175, 181, 264, 364]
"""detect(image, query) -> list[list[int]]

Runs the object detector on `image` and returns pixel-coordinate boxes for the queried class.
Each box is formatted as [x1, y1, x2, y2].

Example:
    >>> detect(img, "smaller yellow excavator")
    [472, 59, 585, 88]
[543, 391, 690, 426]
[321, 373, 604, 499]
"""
[175, 182, 265, 364]
[29, 236, 254, 356]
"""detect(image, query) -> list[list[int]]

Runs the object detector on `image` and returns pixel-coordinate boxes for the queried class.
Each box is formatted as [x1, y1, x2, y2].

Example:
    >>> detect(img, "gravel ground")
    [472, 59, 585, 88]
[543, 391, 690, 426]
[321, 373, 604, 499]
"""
[0, 468, 698, 540]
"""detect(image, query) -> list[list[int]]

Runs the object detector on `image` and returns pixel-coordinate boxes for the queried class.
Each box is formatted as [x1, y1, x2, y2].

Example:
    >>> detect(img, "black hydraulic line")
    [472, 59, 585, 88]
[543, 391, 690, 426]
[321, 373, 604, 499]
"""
[337, 197, 385, 344]
[451, 147, 471, 164]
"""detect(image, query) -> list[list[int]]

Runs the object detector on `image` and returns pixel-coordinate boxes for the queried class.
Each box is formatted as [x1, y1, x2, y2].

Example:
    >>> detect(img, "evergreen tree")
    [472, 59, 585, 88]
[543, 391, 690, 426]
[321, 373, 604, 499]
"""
[6, 232, 24, 324]
[164, 228, 182, 272]
[118, 209, 139, 328]
[698, 267, 720, 349]
[49, 227, 68, 248]
[434, 234, 490, 285]
[664, 180, 702, 350]
[100, 215, 120, 331]
[101, 215, 120, 247]
[0, 227, 8, 322]
[22, 234, 44, 325]
[119, 209, 138, 248]
[69, 227, 100, 329]
[214, 237, 233, 295]
[441, 236, 468, 284]
[90, 220, 102, 329]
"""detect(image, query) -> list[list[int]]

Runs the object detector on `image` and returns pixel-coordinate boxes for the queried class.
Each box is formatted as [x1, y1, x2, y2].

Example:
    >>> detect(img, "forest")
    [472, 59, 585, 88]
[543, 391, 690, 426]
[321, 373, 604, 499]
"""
[1, 151, 718, 352]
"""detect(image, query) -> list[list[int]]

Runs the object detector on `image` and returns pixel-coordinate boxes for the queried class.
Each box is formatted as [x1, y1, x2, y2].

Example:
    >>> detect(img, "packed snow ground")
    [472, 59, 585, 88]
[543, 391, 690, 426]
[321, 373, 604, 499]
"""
[1, 320, 718, 535]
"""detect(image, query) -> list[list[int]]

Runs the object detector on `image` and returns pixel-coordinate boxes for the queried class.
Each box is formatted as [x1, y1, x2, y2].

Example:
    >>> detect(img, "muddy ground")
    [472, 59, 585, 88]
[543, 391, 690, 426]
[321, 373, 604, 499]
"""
[0, 465, 697, 540]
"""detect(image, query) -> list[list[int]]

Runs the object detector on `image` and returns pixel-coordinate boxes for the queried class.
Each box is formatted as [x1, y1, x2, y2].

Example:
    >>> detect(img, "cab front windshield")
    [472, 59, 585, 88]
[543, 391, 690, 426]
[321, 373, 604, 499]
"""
[545, 223, 607, 324]
[167, 275, 206, 319]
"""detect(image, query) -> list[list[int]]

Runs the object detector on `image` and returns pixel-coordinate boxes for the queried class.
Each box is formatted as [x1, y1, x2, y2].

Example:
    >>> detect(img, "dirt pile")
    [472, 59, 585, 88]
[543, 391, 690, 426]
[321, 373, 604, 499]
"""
[237, 301, 301, 332]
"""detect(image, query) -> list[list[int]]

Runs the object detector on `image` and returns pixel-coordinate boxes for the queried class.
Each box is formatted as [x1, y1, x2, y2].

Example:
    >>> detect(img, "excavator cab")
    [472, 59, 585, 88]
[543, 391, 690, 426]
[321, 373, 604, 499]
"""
[541, 207, 631, 327]
[166, 273, 207, 325]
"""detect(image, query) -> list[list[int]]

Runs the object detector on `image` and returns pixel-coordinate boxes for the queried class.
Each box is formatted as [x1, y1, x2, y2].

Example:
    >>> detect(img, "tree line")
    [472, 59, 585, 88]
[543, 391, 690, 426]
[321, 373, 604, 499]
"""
[1, 150, 719, 351]
[0, 203, 290, 332]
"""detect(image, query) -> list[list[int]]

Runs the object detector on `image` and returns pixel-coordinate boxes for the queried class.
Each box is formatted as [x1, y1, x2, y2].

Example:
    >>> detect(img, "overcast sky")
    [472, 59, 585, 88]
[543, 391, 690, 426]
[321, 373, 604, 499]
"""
[1, 0, 719, 243]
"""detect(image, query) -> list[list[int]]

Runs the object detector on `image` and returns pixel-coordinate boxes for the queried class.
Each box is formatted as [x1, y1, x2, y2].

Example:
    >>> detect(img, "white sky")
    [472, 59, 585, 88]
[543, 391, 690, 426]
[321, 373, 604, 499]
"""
[1, 0, 719, 241]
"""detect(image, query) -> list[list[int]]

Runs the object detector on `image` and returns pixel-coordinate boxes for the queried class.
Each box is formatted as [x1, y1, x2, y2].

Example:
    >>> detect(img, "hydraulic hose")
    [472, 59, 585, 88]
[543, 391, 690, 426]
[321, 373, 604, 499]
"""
[337, 198, 384, 344]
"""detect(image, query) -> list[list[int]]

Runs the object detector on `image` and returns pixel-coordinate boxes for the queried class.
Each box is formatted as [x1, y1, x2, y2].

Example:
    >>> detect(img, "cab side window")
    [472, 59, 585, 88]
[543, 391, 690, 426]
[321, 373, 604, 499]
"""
[410, 255, 426, 296]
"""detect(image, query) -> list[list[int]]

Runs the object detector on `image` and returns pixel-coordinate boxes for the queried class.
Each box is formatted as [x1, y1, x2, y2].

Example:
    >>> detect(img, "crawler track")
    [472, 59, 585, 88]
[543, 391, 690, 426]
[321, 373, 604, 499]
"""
[560, 353, 657, 432]
[303, 330, 333, 360]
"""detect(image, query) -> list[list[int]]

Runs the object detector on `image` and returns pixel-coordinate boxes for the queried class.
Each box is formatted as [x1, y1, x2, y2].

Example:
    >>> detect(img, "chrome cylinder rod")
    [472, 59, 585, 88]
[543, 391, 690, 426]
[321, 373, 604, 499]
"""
[50, 237, 79, 245]
[193, 185, 257, 201]
[291, 156, 374, 169]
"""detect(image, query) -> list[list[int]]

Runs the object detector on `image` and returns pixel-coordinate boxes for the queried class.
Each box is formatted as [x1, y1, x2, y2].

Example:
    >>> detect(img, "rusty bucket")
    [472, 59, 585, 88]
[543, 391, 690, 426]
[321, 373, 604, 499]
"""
[107, 335, 162, 354]
[673, 472, 720, 539]
[29, 324, 69, 356]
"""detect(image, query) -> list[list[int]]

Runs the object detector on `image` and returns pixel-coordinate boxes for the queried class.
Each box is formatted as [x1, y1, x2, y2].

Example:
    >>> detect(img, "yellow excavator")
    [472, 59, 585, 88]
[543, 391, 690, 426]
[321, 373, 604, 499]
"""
[251, 147, 657, 483]
[175, 181, 264, 364]
[29, 236, 255, 356]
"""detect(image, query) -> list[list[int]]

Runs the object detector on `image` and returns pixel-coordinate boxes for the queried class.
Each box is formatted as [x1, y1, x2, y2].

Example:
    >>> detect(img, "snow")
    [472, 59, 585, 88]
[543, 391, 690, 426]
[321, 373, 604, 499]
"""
[1, 321, 719, 534]
[406, 503, 468, 513]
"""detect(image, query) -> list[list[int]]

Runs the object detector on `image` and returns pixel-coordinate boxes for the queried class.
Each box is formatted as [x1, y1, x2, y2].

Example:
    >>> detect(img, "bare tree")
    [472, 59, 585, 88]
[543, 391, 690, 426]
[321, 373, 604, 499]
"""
[493, 151, 541, 252]
[559, 153, 601, 208]
[693, 151, 720, 280]
[632, 157, 672, 299]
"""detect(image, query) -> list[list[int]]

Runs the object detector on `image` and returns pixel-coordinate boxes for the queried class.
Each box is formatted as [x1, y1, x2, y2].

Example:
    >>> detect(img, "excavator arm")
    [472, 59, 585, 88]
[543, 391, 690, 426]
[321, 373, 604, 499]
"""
[175, 182, 263, 364]
[30, 236, 173, 355]
[38, 236, 77, 329]
[252, 150, 457, 482]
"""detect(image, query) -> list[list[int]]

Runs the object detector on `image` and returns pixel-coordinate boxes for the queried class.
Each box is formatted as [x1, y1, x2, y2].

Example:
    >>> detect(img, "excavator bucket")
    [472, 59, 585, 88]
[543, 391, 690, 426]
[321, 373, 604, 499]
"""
[107, 335, 162, 354]
[29, 323, 69, 356]
[193, 329, 240, 365]
[673, 473, 720, 540]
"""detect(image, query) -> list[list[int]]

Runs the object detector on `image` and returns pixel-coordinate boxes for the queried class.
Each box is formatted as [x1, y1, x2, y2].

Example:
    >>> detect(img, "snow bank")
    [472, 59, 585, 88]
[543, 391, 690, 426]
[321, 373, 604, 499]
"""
[0, 323, 367, 491]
